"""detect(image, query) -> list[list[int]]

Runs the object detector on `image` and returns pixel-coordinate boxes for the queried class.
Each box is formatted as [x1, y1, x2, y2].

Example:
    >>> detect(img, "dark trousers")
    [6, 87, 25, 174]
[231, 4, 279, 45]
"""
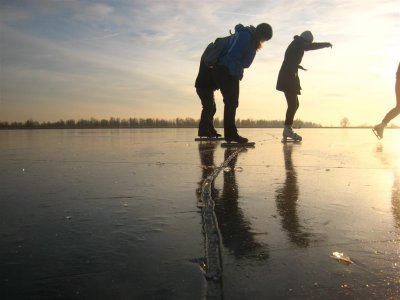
[213, 66, 239, 138]
[284, 91, 299, 126]
[383, 78, 400, 124]
[196, 88, 216, 135]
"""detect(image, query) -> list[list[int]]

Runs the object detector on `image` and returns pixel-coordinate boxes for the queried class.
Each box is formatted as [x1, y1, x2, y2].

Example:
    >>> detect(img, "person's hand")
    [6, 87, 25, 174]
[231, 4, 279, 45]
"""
[327, 42, 333, 48]
[298, 65, 308, 71]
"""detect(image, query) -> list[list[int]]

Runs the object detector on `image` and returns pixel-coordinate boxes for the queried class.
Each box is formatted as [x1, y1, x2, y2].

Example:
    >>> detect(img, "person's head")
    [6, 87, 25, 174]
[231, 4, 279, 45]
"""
[300, 30, 313, 44]
[255, 23, 273, 50]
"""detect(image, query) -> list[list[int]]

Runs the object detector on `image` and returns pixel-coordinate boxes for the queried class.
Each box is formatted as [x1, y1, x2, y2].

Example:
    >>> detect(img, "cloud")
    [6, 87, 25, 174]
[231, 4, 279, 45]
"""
[1, 0, 399, 125]
[74, 3, 114, 21]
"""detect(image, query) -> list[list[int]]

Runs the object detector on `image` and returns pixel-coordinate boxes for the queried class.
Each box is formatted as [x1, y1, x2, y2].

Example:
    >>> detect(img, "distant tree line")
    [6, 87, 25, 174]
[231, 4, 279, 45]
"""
[0, 117, 322, 129]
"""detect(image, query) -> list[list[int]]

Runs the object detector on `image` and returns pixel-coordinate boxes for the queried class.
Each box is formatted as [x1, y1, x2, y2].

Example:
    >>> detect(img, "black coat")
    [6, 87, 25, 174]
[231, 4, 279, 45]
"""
[195, 61, 218, 90]
[276, 36, 330, 95]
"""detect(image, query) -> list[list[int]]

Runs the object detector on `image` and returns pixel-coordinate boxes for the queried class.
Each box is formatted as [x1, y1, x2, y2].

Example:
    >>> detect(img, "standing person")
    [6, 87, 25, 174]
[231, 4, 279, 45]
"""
[195, 60, 221, 138]
[276, 31, 332, 142]
[213, 23, 273, 143]
[373, 62, 400, 139]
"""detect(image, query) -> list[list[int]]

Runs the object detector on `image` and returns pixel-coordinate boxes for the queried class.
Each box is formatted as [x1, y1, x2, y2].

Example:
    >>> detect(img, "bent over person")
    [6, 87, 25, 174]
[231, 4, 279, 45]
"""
[213, 23, 273, 143]
[277, 30, 332, 142]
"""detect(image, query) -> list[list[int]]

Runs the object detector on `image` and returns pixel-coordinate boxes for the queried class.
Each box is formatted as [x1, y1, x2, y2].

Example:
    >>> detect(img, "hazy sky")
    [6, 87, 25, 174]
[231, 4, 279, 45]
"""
[0, 0, 399, 126]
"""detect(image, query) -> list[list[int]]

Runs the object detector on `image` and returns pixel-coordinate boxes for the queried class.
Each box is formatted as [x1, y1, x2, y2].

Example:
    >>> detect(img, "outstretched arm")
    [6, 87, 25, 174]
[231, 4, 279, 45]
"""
[304, 42, 332, 51]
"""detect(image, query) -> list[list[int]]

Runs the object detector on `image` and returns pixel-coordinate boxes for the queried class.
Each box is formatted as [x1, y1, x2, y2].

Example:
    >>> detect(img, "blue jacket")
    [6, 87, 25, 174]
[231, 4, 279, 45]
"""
[218, 24, 257, 80]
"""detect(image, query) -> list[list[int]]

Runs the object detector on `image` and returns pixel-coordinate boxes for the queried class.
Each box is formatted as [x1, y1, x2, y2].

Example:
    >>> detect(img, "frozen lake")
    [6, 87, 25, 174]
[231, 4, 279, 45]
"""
[1, 128, 400, 299]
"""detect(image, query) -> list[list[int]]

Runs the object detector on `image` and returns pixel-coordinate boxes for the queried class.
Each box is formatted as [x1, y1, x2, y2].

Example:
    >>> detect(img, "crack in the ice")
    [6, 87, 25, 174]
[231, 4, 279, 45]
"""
[199, 148, 244, 299]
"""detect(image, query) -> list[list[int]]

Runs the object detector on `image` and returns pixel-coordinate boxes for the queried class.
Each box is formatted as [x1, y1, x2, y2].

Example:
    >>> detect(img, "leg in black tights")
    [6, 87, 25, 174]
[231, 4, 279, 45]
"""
[284, 91, 299, 126]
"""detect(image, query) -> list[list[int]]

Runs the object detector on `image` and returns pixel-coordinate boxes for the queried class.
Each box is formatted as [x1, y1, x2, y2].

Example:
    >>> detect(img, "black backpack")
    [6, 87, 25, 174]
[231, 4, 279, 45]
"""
[201, 35, 232, 68]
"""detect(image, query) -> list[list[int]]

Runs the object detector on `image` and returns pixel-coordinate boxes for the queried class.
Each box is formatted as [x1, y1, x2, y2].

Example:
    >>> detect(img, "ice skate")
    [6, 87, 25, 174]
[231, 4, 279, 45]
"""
[372, 124, 384, 140]
[221, 141, 255, 148]
[195, 137, 225, 141]
[195, 128, 224, 141]
[197, 128, 212, 137]
[221, 134, 255, 148]
[210, 128, 222, 138]
[225, 135, 249, 144]
[281, 127, 302, 143]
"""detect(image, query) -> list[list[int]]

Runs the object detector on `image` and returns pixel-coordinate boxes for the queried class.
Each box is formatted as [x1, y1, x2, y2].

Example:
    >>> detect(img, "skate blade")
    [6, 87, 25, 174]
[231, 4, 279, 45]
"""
[281, 137, 302, 144]
[221, 142, 255, 148]
[195, 137, 225, 141]
[371, 129, 382, 140]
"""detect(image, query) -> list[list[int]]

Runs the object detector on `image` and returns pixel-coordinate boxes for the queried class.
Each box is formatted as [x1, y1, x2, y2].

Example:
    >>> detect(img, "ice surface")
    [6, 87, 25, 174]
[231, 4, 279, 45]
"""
[1, 128, 400, 299]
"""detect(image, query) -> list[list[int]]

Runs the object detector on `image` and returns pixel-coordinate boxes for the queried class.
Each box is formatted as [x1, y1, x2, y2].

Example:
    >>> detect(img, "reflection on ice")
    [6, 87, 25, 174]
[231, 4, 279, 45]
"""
[2, 128, 400, 299]
[196, 142, 222, 284]
[214, 148, 269, 260]
[275, 144, 311, 247]
[391, 170, 400, 229]
[374, 143, 400, 229]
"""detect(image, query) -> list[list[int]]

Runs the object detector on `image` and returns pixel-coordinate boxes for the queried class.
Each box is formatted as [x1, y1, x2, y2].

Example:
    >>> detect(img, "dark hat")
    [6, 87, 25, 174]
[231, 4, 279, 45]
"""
[300, 30, 313, 43]
[256, 23, 273, 41]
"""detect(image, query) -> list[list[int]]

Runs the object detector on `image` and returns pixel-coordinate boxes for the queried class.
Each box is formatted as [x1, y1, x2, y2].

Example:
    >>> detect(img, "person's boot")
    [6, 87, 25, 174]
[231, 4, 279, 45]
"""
[225, 134, 248, 143]
[282, 126, 302, 142]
